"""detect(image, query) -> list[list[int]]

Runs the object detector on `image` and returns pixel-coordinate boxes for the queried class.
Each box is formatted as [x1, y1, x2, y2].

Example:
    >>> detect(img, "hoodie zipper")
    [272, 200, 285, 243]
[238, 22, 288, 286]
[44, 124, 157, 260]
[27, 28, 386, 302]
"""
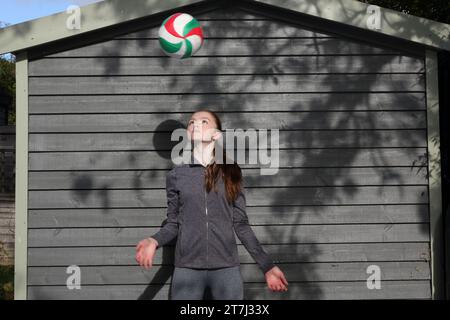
[205, 186, 209, 268]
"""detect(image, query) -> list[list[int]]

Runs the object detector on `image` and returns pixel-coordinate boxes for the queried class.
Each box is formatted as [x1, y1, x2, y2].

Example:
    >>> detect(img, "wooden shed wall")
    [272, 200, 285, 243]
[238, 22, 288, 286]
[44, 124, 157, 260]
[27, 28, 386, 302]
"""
[26, 7, 431, 299]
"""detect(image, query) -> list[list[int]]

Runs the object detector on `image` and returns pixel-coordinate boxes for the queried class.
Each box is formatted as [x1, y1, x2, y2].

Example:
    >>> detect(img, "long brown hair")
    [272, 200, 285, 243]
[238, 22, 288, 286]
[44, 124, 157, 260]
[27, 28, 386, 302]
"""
[191, 109, 242, 204]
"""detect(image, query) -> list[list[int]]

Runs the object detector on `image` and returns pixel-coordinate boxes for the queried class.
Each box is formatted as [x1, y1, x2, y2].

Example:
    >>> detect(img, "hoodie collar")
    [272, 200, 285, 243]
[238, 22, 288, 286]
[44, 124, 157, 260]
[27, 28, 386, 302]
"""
[187, 152, 214, 168]
[187, 152, 205, 167]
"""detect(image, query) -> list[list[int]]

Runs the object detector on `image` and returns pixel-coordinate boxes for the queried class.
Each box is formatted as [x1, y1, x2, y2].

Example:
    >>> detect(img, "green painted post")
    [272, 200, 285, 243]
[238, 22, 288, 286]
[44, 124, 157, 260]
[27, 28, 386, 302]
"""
[14, 51, 28, 300]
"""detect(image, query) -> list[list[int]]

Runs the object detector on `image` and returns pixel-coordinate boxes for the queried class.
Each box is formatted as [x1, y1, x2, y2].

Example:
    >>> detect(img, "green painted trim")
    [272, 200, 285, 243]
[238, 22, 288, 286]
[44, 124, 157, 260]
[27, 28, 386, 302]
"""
[0, 0, 205, 55]
[255, 0, 450, 52]
[426, 50, 444, 299]
[1, 0, 449, 55]
[14, 52, 28, 300]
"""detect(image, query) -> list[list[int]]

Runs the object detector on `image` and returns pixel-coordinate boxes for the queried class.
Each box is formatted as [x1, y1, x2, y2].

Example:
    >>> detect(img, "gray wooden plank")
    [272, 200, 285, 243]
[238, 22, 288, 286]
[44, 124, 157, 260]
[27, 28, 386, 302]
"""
[28, 93, 426, 114]
[27, 185, 428, 209]
[28, 166, 428, 190]
[0, 240, 14, 265]
[28, 224, 430, 247]
[0, 218, 14, 228]
[0, 208, 15, 216]
[0, 135, 15, 149]
[27, 280, 431, 299]
[0, 126, 15, 134]
[28, 74, 425, 95]
[27, 262, 430, 286]
[45, 38, 400, 58]
[28, 55, 424, 76]
[27, 203, 430, 228]
[0, 235, 14, 244]
[28, 148, 428, 170]
[27, 242, 431, 266]
[28, 130, 427, 151]
[0, 193, 14, 200]
[113, 19, 335, 39]
[28, 111, 426, 132]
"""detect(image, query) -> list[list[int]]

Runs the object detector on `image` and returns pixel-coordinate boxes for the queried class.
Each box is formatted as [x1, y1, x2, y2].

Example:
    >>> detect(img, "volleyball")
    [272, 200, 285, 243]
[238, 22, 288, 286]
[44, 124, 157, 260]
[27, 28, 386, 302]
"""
[158, 13, 204, 59]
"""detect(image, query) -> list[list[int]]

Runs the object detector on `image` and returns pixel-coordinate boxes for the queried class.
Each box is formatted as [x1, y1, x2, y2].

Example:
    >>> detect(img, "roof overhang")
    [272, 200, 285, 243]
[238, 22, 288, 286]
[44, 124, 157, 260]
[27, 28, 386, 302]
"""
[0, 0, 206, 55]
[0, 0, 449, 56]
[255, 0, 450, 52]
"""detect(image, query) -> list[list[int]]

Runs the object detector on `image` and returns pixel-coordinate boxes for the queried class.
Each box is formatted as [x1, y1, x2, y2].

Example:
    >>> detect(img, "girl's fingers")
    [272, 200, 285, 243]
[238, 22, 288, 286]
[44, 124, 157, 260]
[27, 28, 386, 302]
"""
[143, 255, 148, 268]
[139, 252, 146, 267]
[280, 273, 289, 286]
[268, 279, 287, 292]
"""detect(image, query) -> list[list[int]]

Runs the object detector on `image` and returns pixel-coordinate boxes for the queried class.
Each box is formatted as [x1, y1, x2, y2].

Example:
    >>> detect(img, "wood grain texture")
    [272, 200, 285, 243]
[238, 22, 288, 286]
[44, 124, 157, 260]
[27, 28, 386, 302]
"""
[27, 204, 430, 228]
[28, 224, 429, 248]
[28, 56, 425, 76]
[29, 93, 426, 114]
[27, 281, 431, 300]
[27, 262, 430, 286]
[28, 242, 431, 266]
[28, 148, 428, 170]
[27, 185, 428, 209]
[29, 74, 425, 95]
[25, 5, 431, 299]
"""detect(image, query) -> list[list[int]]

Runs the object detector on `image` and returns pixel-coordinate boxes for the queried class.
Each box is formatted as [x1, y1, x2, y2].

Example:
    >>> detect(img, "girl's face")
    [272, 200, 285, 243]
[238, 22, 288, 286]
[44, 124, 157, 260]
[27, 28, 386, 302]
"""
[187, 111, 219, 142]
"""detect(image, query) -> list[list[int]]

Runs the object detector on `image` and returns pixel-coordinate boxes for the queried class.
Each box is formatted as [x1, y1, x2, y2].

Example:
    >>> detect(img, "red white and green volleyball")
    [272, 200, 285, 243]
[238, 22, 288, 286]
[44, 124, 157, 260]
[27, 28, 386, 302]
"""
[158, 13, 204, 59]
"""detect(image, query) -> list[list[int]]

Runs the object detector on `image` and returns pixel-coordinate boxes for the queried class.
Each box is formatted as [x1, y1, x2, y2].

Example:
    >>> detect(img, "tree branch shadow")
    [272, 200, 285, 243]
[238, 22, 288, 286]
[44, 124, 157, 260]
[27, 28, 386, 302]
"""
[24, 0, 434, 300]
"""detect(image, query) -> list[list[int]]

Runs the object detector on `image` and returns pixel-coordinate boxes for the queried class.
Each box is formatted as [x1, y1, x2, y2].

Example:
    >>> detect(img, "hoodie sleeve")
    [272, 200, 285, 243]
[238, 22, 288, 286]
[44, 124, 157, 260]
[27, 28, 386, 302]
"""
[232, 181, 276, 275]
[149, 168, 179, 248]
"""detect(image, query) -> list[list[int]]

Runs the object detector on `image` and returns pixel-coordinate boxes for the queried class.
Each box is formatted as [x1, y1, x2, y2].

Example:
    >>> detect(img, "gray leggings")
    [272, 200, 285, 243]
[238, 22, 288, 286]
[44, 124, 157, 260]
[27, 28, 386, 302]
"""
[170, 266, 244, 300]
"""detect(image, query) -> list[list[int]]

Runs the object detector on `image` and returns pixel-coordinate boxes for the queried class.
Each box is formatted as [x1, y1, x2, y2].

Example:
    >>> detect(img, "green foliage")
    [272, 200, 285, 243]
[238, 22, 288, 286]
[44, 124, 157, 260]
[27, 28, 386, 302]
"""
[359, 0, 450, 24]
[0, 265, 14, 300]
[0, 55, 15, 125]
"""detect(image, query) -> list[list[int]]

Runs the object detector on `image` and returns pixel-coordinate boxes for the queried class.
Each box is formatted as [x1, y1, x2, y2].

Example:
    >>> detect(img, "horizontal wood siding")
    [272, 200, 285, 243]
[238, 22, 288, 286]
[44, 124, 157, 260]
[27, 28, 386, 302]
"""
[26, 7, 430, 299]
[0, 193, 14, 265]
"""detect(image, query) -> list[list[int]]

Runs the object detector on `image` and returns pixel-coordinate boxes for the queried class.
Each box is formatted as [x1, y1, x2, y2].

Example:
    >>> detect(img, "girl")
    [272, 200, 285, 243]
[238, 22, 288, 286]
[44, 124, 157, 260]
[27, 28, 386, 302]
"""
[136, 109, 288, 300]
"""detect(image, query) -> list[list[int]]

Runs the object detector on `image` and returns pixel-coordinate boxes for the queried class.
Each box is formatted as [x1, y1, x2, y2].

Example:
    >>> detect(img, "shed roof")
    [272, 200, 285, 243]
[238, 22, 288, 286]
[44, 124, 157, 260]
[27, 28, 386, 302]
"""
[0, 0, 449, 55]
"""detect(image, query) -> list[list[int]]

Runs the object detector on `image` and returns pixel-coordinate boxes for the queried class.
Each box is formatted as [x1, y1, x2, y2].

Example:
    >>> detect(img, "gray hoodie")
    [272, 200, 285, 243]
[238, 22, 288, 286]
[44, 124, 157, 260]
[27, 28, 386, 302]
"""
[149, 154, 276, 274]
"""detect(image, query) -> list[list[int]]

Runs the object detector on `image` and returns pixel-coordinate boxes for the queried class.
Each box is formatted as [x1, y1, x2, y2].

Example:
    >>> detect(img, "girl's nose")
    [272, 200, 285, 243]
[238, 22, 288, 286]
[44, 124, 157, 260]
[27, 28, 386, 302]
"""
[193, 121, 202, 130]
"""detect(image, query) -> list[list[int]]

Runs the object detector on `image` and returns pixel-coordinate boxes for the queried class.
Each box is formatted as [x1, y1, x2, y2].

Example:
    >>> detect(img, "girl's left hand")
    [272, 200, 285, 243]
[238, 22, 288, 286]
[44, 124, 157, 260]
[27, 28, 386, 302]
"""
[265, 266, 289, 292]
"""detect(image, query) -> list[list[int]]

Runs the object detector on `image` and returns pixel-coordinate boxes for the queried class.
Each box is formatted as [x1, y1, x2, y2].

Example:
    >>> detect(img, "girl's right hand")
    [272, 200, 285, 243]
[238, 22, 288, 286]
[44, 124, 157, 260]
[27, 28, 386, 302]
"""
[135, 238, 158, 269]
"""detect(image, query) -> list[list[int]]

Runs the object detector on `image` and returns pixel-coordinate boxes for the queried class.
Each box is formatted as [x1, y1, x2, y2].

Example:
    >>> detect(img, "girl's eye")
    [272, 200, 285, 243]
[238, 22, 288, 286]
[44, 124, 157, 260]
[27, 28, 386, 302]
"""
[202, 120, 208, 124]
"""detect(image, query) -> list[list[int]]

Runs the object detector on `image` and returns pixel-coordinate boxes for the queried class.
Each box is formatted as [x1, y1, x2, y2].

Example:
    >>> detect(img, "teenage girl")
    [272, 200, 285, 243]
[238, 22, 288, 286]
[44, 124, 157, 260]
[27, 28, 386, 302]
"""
[135, 109, 288, 299]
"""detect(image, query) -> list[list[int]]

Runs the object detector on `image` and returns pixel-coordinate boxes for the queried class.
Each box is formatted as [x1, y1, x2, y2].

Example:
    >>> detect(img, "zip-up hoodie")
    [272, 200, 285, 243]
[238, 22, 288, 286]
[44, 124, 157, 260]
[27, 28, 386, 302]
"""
[149, 154, 276, 275]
